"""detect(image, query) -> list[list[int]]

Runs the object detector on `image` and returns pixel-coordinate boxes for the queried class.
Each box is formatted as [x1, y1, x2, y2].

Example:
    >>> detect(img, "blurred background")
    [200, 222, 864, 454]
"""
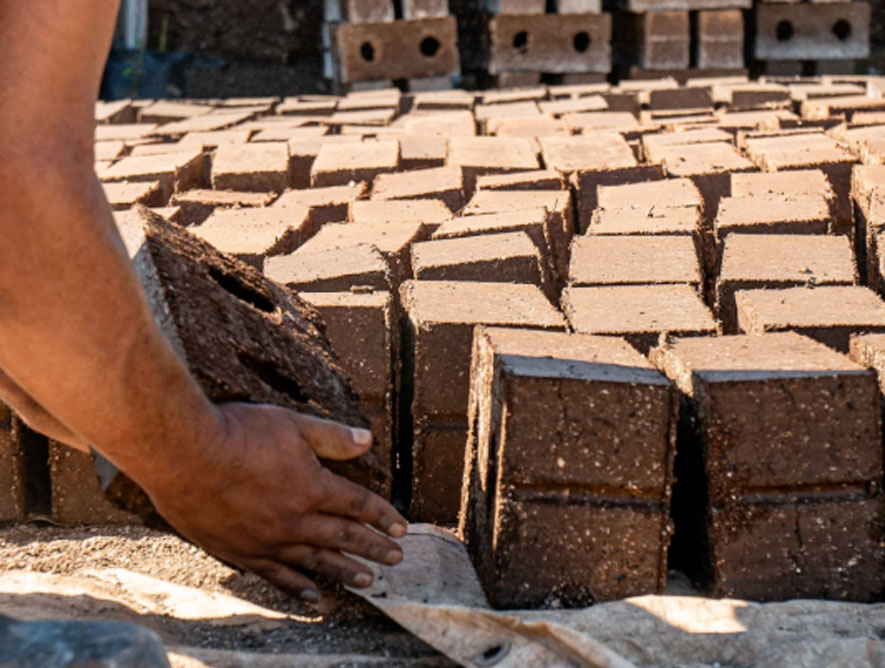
[102, 0, 885, 100]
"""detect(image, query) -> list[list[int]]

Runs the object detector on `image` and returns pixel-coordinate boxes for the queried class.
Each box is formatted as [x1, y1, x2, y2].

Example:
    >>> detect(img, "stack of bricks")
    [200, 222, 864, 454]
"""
[12, 74, 885, 610]
[751, 0, 871, 77]
[323, 0, 461, 93]
[613, 0, 751, 81]
[482, 0, 612, 88]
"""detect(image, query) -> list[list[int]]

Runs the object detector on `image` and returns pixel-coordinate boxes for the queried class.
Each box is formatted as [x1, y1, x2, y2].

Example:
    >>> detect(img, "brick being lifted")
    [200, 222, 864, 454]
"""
[653, 333, 885, 602]
[461, 327, 677, 609]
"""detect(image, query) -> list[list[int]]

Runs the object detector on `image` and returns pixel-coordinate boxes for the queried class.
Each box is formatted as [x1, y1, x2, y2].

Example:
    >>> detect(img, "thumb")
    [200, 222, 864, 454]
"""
[289, 413, 373, 460]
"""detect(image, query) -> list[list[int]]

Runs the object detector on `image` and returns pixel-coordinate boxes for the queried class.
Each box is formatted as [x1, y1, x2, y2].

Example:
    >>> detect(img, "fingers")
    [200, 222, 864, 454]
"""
[250, 560, 320, 602]
[319, 471, 408, 538]
[297, 514, 403, 566]
[277, 545, 375, 589]
[289, 412, 373, 461]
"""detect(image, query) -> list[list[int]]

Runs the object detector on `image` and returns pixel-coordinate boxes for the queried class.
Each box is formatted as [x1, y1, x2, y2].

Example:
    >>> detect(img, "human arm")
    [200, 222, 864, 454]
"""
[0, 1, 405, 600]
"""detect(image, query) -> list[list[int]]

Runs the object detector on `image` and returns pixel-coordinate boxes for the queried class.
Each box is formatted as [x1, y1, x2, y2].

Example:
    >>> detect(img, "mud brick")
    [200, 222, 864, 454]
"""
[150, 206, 184, 225]
[287, 135, 364, 188]
[0, 403, 25, 522]
[326, 107, 398, 128]
[589, 207, 702, 254]
[553, 0, 602, 12]
[48, 443, 138, 526]
[95, 99, 135, 125]
[94, 141, 125, 163]
[568, 235, 702, 289]
[265, 244, 391, 293]
[103, 181, 166, 211]
[696, 10, 744, 71]
[277, 98, 338, 116]
[338, 89, 403, 111]
[754, 3, 871, 62]
[168, 189, 278, 226]
[191, 206, 312, 270]
[404, 0, 450, 20]
[333, 18, 460, 84]
[717, 234, 857, 333]
[646, 142, 754, 229]
[210, 142, 290, 194]
[710, 83, 790, 110]
[137, 101, 212, 125]
[116, 208, 388, 503]
[94, 124, 159, 143]
[461, 327, 675, 608]
[654, 332, 885, 601]
[801, 95, 885, 123]
[404, 111, 478, 137]
[446, 136, 540, 192]
[597, 176, 703, 211]
[340, 0, 394, 23]
[251, 126, 329, 144]
[647, 87, 714, 112]
[275, 182, 367, 228]
[736, 286, 885, 352]
[714, 195, 832, 240]
[462, 190, 574, 279]
[852, 165, 885, 286]
[642, 127, 733, 159]
[350, 199, 453, 230]
[401, 280, 565, 419]
[489, 117, 570, 139]
[487, 14, 612, 75]
[562, 284, 717, 353]
[410, 419, 469, 523]
[432, 209, 554, 285]
[411, 89, 476, 111]
[476, 170, 566, 191]
[99, 150, 204, 203]
[311, 140, 400, 189]
[398, 133, 448, 171]
[618, 10, 690, 70]
[731, 168, 835, 203]
[149, 111, 257, 139]
[475, 101, 547, 125]
[744, 134, 858, 232]
[541, 134, 664, 233]
[715, 109, 798, 132]
[538, 96, 608, 118]
[300, 221, 429, 285]
[850, 333, 885, 395]
[411, 232, 546, 292]
[371, 166, 465, 212]
[481, 87, 548, 105]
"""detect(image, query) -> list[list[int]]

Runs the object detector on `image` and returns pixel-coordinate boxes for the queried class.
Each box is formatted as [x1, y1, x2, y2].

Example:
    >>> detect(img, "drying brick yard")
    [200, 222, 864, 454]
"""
[12, 69, 885, 666]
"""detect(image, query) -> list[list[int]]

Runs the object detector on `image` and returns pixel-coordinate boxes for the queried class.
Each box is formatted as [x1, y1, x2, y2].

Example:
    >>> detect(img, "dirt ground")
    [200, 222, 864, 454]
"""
[0, 523, 453, 667]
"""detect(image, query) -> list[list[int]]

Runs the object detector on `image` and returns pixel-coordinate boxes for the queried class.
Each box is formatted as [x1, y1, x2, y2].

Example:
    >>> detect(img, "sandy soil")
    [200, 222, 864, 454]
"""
[0, 523, 454, 667]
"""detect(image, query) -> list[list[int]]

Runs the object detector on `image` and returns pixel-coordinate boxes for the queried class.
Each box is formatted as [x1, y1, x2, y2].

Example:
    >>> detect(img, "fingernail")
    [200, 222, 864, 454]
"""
[354, 573, 373, 587]
[351, 428, 373, 447]
[385, 549, 403, 566]
[388, 522, 408, 539]
[300, 589, 320, 602]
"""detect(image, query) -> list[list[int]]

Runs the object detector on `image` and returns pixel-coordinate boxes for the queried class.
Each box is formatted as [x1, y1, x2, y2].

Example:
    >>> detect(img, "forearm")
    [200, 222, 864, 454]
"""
[0, 164, 220, 490]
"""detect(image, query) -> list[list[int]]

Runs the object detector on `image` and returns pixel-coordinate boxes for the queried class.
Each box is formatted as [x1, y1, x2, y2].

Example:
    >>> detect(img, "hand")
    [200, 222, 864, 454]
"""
[142, 402, 407, 602]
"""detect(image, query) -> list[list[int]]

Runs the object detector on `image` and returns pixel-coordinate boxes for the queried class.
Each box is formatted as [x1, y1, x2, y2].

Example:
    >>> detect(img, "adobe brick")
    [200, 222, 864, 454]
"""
[446, 136, 540, 192]
[275, 182, 368, 228]
[94, 141, 125, 162]
[537, 96, 608, 118]
[95, 99, 135, 125]
[475, 169, 565, 191]
[95, 124, 159, 143]
[118, 207, 390, 505]
[641, 127, 733, 160]
[563, 111, 643, 139]
[168, 189, 277, 226]
[411, 232, 547, 292]
[398, 133, 448, 170]
[717, 234, 857, 333]
[714, 109, 799, 132]
[403, 110, 477, 137]
[99, 150, 205, 202]
[326, 108, 398, 128]
[340, 0, 394, 23]
[103, 181, 166, 211]
[350, 198, 453, 229]
[410, 419, 469, 525]
[696, 9, 744, 71]
[49, 442, 138, 526]
[597, 177, 703, 211]
[711, 83, 790, 110]
[562, 284, 718, 353]
[191, 206, 313, 270]
[589, 206, 702, 245]
[0, 403, 25, 522]
[149, 110, 257, 138]
[732, 168, 835, 201]
[310, 139, 400, 188]
[489, 117, 570, 139]
[461, 327, 676, 608]
[714, 195, 832, 239]
[736, 285, 885, 352]
[488, 14, 612, 75]
[568, 235, 702, 288]
[754, 3, 870, 62]
[370, 166, 465, 212]
[654, 332, 884, 601]
[276, 98, 338, 116]
[265, 244, 391, 293]
[411, 89, 476, 111]
[251, 126, 329, 143]
[211, 142, 290, 193]
[647, 87, 714, 112]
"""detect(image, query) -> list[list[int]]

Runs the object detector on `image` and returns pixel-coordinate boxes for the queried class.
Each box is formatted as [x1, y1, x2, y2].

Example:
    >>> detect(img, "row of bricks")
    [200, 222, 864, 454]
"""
[461, 326, 885, 608]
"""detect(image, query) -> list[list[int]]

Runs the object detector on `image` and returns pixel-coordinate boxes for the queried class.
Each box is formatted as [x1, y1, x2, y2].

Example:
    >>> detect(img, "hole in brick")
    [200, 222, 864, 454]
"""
[512, 31, 529, 54]
[833, 19, 852, 41]
[360, 41, 376, 63]
[237, 352, 309, 404]
[207, 267, 275, 313]
[573, 31, 591, 53]
[776, 20, 794, 42]
[420, 36, 441, 58]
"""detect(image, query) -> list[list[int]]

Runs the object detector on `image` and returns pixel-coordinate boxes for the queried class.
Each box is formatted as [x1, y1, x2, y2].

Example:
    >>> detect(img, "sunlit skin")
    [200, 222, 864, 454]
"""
[0, 1, 405, 602]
